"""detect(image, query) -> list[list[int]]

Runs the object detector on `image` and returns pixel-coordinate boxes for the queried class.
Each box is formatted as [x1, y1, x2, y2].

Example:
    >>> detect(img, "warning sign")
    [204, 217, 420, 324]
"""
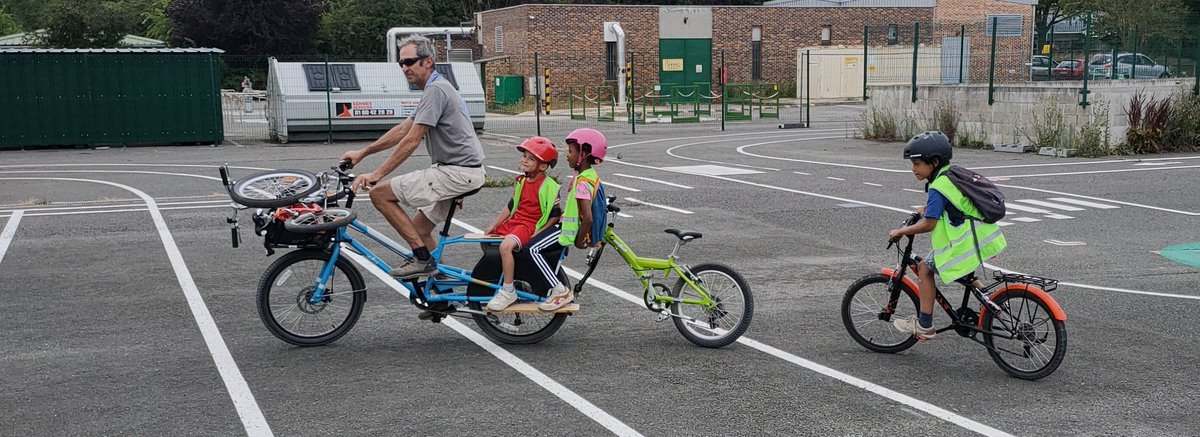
[336, 101, 396, 118]
[662, 59, 684, 72]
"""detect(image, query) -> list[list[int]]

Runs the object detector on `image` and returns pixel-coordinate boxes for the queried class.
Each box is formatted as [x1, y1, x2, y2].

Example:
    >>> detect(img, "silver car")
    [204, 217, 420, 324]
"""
[1087, 53, 1171, 79]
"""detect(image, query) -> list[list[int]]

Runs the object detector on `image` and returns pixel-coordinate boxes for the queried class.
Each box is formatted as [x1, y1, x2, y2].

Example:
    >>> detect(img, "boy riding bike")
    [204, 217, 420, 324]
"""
[887, 131, 1007, 341]
[521, 128, 608, 311]
[485, 137, 562, 311]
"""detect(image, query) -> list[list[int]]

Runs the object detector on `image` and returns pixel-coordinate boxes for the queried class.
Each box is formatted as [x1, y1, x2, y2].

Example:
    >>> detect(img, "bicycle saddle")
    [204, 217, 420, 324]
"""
[665, 228, 702, 241]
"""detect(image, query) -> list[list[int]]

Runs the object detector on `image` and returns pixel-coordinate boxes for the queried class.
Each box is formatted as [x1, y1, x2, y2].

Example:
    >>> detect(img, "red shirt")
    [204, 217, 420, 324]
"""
[509, 174, 549, 228]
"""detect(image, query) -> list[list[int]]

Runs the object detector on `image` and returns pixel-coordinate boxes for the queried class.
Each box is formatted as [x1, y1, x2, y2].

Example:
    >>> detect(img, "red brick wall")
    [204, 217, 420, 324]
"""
[477, 3, 1035, 105]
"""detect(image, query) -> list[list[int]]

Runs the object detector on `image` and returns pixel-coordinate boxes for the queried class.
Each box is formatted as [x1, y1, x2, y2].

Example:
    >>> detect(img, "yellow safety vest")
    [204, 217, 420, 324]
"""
[927, 166, 1007, 284]
[559, 168, 599, 246]
[511, 175, 560, 231]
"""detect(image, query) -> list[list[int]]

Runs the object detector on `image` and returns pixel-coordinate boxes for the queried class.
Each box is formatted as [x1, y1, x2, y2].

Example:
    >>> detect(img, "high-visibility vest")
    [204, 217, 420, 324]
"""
[511, 174, 560, 231]
[927, 166, 1007, 284]
[559, 168, 599, 246]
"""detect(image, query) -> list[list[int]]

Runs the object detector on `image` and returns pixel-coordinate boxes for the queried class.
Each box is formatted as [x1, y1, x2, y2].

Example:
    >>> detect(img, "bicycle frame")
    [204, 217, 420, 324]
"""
[598, 227, 716, 310]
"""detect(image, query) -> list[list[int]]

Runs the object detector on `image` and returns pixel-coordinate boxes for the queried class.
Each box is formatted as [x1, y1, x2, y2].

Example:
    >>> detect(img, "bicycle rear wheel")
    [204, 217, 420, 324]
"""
[982, 289, 1067, 380]
[469, 271, 571, 345]
[841, 274, 920, 353]
[670, 263, 753, 348]
[257, 250, 366, 346]
[230, 169, 321, 208]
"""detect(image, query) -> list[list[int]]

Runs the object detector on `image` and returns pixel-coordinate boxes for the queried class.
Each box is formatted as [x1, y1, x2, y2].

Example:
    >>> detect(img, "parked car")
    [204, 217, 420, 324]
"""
[1028, 55, 1055, 81]
[1087, 53, 1171, 79]
[1052, 59, 1085, 80]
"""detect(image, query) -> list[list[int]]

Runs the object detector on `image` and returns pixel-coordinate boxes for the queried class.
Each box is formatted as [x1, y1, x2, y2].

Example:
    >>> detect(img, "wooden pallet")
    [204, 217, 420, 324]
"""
[490, 303, 580, 315]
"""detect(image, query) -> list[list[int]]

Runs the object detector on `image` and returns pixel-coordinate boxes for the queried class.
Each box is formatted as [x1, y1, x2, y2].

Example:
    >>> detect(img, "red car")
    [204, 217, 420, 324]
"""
[1053, 59, 1085, 80]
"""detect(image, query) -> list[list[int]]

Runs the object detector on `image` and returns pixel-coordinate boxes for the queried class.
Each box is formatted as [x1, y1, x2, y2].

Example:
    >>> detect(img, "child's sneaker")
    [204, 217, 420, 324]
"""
[893, 315, 936, 341]
[538, 284, 574, 311]
[487, 287, 518, 312]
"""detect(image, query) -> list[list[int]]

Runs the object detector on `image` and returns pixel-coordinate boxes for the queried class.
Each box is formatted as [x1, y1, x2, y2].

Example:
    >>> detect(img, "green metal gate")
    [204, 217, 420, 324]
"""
[658, 39, 712, 89]
[0, 48, 224, 148]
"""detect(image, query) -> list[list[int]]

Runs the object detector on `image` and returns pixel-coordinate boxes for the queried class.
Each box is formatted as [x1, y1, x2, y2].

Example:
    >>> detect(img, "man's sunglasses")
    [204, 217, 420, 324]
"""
[399, 55, 428, 67]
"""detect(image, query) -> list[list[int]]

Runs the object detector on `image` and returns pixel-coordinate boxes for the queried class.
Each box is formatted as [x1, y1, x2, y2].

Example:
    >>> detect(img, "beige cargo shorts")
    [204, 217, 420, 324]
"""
[389, 164, 486, 223]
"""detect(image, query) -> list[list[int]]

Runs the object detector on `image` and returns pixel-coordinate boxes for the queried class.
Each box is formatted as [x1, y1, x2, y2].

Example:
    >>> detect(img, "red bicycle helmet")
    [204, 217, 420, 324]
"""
[517, 136, 559, 168]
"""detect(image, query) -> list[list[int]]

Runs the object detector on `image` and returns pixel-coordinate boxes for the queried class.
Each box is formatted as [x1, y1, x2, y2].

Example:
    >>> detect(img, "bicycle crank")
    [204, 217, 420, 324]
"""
[643, 282, 670, 312]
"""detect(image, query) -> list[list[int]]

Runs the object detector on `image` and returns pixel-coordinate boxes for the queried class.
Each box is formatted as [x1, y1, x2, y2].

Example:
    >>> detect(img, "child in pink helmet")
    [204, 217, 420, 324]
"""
[521, 128, 607, 311]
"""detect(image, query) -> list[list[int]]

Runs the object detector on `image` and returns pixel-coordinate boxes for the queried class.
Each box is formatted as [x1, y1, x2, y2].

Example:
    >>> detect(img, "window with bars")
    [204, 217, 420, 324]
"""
[605, 41, 617, 81]
[984, 15, 1023, 37]
[495, 26, 504, 52]
[751, 26, 762, 81]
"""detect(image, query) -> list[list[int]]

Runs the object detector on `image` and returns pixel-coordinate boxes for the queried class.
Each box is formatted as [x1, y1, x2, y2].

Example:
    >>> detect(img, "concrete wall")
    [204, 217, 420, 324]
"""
[869, 78, 1198, 147]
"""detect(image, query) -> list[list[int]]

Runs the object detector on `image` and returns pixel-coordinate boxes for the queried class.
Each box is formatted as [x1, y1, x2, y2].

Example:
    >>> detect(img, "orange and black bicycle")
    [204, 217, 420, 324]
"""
[841, 213, 1067, 380]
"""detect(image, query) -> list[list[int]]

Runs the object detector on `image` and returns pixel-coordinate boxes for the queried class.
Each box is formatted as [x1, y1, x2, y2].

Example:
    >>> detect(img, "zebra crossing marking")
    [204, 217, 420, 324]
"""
[1013, 199, 1084, 211]
[1045, 197, 1120, 209]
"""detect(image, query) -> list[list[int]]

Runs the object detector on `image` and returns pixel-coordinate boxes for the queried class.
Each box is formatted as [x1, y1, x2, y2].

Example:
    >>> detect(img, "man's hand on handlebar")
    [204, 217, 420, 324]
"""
[351, 171, 381, 193]
[340, 150, 366, 167]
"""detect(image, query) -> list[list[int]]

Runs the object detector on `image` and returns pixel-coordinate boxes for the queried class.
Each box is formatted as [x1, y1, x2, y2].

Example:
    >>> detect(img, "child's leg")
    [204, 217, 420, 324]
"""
[499, 235, 520, 286]
[915, 261, 937, 315]
[527, 228, 564, 290]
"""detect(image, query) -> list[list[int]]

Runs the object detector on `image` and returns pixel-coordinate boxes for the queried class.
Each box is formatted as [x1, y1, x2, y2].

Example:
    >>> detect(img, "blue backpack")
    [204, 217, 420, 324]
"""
[576, 174, 608, 247]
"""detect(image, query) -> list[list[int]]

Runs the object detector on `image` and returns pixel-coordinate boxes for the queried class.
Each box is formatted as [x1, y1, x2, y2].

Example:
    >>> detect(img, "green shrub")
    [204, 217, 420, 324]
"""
[1163, 91, 1200, 153]
[1025, 96, 1069, 150]
[1073, 101, 1113, 158]
[956, 129, 991, 149]
[1124, 91, 1173, 154]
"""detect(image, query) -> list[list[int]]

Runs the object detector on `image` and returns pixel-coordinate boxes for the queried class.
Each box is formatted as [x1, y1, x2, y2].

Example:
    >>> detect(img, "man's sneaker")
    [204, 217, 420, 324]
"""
[487, 288, 519, 312]
[390, 257, 436, 279]
[538, 285, 574, 311]
[893, 315, 936, 341]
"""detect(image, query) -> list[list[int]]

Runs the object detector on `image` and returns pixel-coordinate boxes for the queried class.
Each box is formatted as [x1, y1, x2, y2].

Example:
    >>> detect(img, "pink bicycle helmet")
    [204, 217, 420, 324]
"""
[566, 128, 607, 164]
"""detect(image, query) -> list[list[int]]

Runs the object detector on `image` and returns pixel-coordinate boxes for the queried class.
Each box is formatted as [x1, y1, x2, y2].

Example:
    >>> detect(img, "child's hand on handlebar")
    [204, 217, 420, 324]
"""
[888, 228, 905, 240]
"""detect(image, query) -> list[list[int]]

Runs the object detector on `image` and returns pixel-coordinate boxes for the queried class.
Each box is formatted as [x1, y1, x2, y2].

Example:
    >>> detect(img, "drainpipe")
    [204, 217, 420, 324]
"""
[612, 22, 627, 107]
[386, 27, 474, 62]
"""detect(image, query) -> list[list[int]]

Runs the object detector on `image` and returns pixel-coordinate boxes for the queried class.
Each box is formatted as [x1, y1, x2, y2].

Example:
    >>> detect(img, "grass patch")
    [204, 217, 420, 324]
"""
[482, 175, 515, 188]
[930, 101, 959, 145]
[20, 197, 50, 206]
[1073, 101, 1113, 158]
[1024, 96, 1070, 150]
[1163, 91, 1200, 153]
[859, 104, 897, 141]
[488, 98, 537, 115]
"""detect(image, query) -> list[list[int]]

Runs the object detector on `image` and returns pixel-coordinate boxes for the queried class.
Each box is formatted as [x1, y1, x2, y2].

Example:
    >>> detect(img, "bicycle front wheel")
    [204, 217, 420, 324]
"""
[983, 289, 1067, 380]
[841, 274, 920, 353]
[670, 263, 753, 348]
[469, 270, 571, 345]
[230, 169, 321, 208]
[284, 208, 357, 233]
[257, 249, 366, 346]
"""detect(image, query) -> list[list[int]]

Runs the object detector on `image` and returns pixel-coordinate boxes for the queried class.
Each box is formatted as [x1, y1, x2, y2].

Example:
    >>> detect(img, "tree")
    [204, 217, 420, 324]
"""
[313, 0, 442, 59]
[166, 0, 326, 55]
[0, 4, 21, 35]
[1092, 0, 1191, 49]
[0, 0, 53, 30]
[40, 0, 138, 48]
[1034, 0, 1091, 51]
[138, 0, 172, 42]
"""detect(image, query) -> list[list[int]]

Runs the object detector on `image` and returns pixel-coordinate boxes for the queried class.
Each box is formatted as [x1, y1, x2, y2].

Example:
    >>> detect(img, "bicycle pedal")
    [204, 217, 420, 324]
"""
[656, 311, 670, 322]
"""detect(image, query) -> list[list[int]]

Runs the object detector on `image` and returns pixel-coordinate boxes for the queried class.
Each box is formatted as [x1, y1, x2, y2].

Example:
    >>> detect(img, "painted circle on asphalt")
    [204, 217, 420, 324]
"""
[1161, 242, 1200, 268]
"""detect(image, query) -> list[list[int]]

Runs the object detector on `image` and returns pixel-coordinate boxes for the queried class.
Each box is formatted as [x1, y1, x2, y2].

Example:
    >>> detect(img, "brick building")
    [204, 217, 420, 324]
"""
[473, 0, 1034, 105]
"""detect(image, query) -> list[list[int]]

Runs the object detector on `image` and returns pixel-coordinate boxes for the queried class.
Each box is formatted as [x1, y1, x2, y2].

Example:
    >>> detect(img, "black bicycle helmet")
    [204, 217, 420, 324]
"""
[902, 131, 952, 164]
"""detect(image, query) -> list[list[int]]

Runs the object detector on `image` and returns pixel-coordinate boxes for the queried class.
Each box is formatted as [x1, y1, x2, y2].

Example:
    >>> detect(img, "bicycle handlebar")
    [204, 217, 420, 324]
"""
[887, 212, 923, 249]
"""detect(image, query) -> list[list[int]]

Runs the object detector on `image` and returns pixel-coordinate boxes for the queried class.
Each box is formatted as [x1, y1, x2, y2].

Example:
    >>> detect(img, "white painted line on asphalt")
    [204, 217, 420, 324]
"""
[902, 189, 923, 194]
[1046, 197, 1120, 209]
[612, 173, 693, 189]
[1133, 161, 1180, 166]
[1042, 213, 1074, 220]
[660, 131, 851, 171]
[1044, 239, 1086, 246]
[971, 155, 1200, 171]
[735, 338, 1015, 437]
[487, 165, 521, 175]
[2, 204, 231, 218]
[483, 132, 523, 140]
[986, 263, 1200, 301]
[0, 163, 271, 171]
[863, 182, 882, 187]
[444, 220, 1013, 436]
[794, 171, 811, 176]
[617, 212, 633, 218]
[1, 177, 272, 436]
[736, 137, 909, 173]
[1004, 203, 1052, 214]
[624, 198, 693, 214]
[998, 184, 1199, 216]
[0, 199, 229, 215]
[996, 221, 1014, 227]
[599, 181, 640, 192]
[994, 164, 1200, 179]
[662, 164, 762, 176]
[1008, 217, 1041, 223]
[342, 243, 644, 437]
[0, 210, 23, 264]
[826, 177, 845, 181]
[1012, 199, 1084, 211]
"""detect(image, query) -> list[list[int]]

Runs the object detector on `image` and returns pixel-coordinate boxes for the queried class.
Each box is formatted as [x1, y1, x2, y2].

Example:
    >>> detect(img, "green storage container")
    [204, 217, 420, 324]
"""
[494, 75, 524, 106]
[0, 48, 225, 148]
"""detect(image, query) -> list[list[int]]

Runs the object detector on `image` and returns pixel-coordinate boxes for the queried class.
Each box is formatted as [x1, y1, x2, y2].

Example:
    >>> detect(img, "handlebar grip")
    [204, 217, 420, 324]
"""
[219, 166, 230, 186]
[338, 159, 354, 171]
[231, 227, 240, 248]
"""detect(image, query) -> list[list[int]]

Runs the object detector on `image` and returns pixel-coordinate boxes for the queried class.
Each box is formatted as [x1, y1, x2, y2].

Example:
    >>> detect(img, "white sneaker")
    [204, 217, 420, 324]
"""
[893, 315, 936, 341]
[538, 284, 574, 311]
[487, 288, 518, 312]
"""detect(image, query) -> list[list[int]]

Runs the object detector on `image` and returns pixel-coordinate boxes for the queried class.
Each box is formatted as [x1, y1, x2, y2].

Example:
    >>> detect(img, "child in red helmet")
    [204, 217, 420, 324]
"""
[521, 128, 607, 311]
[485, 137, 562, 311]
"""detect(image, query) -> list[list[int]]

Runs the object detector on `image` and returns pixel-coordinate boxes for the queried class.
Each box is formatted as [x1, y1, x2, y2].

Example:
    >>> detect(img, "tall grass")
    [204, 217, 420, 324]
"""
[1025, 97, 1069, 150]
[1163, 91, 1200, 153]
[1124, 91, 1173, 154]
[859, 104, 897, 141]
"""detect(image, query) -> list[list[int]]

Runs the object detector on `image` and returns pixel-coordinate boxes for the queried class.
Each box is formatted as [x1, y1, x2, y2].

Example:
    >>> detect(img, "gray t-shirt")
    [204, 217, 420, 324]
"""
[411, 78, 485, 167]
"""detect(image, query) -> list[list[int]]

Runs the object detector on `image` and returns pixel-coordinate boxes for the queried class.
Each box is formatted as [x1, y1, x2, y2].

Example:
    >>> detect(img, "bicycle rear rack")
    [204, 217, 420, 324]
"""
[992, 271, 1059, 292]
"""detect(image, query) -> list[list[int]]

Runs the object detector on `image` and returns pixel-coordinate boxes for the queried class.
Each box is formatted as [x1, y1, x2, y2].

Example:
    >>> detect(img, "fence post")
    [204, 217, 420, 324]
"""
[721, 50, 726, 132]
[1080, 12, 1092, 108]
[1049, 25, 1055, 79]
[911, 22, 919, 103]
[534, 52, 541, 137]
[1194, 24, 1199, 95]
[628, 51, 635, 135]
[959, 24, 966, 84]
[863, 26, 869, 101]
[988, 16, 997, 106]
[325, 57, 332, 144]
[1132, 26, 1140, 79]
[806, 50, 812, 127]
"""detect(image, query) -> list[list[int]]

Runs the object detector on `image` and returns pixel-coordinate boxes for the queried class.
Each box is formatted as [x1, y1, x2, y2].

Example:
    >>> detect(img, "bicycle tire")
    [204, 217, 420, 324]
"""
[256, 249, 366, 347]
[841, 274, 920, 353]
[469, 270, 571, 345]
[982, 289, 1067, 380]
[284, 208, 358, 233]
[229, 169, 321, 208]
[670, 263, 753, 348]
